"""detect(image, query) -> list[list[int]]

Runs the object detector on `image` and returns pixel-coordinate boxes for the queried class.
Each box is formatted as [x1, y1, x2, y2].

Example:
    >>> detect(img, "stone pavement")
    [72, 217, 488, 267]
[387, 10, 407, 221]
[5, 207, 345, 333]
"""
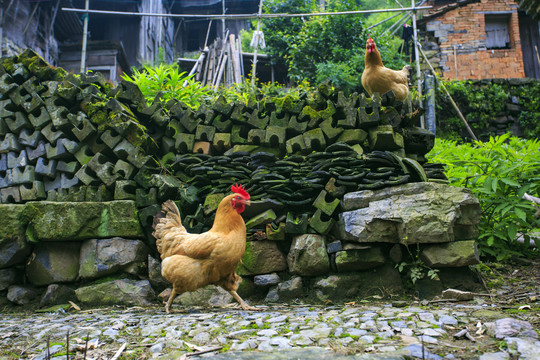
[1, 302, 538, 360]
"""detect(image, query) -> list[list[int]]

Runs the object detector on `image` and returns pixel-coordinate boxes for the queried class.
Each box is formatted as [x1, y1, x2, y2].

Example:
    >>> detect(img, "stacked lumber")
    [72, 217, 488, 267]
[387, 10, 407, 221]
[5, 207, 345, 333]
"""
[194, 34, 244, 88]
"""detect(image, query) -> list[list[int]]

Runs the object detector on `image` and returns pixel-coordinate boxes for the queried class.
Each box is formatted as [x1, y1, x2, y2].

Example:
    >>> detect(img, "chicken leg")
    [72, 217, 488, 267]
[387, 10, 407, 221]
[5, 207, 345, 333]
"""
[165, 288, 178, 314]
[229, 290, 259, 311]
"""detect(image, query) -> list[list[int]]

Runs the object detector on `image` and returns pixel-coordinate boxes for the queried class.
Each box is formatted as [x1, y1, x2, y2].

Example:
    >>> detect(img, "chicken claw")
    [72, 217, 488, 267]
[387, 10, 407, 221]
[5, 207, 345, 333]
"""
[230, 290, 260, 311]
[239, 303, 260, 311]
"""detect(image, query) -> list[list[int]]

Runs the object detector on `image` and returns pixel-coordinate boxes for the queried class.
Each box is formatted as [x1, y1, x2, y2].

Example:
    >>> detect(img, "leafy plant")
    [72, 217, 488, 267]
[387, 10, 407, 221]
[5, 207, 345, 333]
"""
[427, 134, 540, 260]
[436, 80, 509, 141]
[516, 81, 540, 139]
[121, 63, 211, 108]
[396, 246, 440, 284]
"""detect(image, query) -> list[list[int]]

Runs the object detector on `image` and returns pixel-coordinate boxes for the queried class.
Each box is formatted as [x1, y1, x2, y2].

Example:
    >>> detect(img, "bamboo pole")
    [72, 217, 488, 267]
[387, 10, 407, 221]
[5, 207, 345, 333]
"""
[62, 6, 432, 20]
[237, 38, 245, 79]
[411, 0, 424, 128]
[195, 50, 206, 81]
[204, 20, 213, 49]
[251, 0, 264, 87]
[214, 54, 228, 90]
[213, 31, 229, 86]
[230, 34, 242, 83]
[184, 52, 205, 86]
[226, 41, 234, 86]
[80, 0, 90, 73]
[417, 42, 478, 141]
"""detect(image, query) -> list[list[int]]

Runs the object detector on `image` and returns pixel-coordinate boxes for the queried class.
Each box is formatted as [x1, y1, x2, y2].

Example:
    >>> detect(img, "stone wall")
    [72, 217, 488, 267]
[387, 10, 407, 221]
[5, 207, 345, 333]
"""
[420, 0, 525, 80]
[0, 50, 483, 308]
[1, 183, 482, 308]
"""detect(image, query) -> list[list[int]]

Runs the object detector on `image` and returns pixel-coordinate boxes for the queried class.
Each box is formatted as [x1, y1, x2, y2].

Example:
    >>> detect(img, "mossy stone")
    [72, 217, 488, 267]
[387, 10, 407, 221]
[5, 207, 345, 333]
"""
[23, 201, 144, 241]
[0, 204, 31, 267]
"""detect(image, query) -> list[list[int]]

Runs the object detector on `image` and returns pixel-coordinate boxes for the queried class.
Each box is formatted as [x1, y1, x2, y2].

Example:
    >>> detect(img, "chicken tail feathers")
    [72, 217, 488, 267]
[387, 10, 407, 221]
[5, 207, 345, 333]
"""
[153, 200, 187, 257]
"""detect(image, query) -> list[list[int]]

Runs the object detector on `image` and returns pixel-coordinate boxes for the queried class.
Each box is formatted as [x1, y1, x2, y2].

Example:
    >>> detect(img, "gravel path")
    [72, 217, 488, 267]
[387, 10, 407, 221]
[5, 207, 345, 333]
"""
[1, 301, 539, 359]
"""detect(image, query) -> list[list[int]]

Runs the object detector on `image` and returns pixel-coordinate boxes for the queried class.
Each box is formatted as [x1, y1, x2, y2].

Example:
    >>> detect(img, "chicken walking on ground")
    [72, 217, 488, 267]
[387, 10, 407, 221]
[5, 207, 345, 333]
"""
[152, 184, 258, 313]
[361, 34, 411, 103]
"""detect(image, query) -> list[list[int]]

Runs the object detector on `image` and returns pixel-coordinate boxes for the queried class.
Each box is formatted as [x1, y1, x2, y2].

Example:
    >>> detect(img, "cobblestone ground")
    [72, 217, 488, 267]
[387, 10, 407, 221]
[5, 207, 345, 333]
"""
[1, 300, 539, 360]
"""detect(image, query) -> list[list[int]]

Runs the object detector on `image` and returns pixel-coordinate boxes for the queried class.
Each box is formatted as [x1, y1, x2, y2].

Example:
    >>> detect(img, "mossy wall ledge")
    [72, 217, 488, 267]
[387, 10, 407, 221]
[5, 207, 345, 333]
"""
[21, 200, 144, 242]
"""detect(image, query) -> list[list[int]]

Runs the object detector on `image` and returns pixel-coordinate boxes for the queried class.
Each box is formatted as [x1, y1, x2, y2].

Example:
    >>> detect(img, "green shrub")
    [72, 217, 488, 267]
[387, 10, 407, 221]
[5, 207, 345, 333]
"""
[516, 81, 540, 139]
[436, 80, 509, 141]
[427, 134, 540, 260]
[121, 63, 212, 108]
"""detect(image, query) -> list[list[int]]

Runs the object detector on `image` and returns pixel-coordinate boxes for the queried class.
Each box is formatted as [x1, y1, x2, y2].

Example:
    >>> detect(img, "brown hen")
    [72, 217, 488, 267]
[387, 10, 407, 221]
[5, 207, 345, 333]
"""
[361, 34, 410, 102]
[152, 184, 257, 313]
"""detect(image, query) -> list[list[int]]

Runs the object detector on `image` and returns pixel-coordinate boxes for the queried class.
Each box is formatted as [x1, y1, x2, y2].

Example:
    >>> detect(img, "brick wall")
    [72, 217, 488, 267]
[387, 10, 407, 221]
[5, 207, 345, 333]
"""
[423, 0, 525, 80]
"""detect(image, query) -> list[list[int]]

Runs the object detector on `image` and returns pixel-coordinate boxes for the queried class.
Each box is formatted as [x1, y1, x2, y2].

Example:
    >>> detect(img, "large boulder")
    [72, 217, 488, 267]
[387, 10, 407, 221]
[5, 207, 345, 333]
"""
[7, 285, 41, 305]
[277, 276, 304, 301]
[0, 268, 18, 291]
[311, 264, 403, 302]
[75, 279, 156, 306]
[0, 204, 31, 268]
[420, 240, 479, 267]
[334, 247, 385, 272]
[336, 183, 481, 244]
[266, 276, 304, 303]
[148, 254, 169, 291]
[26, 242, 80, 285]
[237, 241, 287, 276]
[23, 201, 144, 242]
[79, 238, 150, 279]
[287, 234, 329, 276]
[40, 284, 77, 307]
[174, 285, 233, 307]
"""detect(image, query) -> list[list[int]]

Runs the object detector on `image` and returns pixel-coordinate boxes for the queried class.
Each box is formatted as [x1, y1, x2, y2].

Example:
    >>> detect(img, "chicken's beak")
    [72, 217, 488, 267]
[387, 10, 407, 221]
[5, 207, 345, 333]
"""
[244, 200, 251, 206]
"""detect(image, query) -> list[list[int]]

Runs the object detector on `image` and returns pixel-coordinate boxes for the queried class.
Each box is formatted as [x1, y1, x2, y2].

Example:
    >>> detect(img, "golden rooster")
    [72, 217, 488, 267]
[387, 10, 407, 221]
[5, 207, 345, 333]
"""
[152, 184, 257, 313]
[361, 34, 410, 102]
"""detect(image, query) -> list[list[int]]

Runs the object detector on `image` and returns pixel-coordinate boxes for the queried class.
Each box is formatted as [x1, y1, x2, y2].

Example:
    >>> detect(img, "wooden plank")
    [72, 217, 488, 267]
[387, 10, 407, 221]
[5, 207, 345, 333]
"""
[229, 34, 242, 84]
[207, 47, 215, 86]
[226, 41, 234, 86]
[237, 38, 245, 79]
[212, 32, 229, 87]
[214, 54, 228, 90]
[195, 51, 206, 81]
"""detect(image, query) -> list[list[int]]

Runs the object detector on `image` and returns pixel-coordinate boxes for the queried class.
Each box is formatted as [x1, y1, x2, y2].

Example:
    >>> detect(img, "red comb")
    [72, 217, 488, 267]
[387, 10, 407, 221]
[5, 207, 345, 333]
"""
[231, 183, 250, 199]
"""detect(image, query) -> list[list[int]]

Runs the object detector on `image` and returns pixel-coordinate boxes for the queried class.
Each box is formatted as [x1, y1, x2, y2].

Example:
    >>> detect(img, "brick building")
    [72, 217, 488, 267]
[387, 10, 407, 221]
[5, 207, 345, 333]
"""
[418, 0, 540, 80]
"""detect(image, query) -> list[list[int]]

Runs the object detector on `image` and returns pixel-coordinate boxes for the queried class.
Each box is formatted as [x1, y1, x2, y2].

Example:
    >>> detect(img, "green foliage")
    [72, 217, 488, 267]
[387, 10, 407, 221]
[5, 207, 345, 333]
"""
[396, 245, 439, 284]
[436, 80, 509, 141]
[216, 77, 313, 109]
[121, 63, 211, 108]
[515, 81, 540, 139]
[427, 134, 540, 260]
[262, 0, 408, 92]
[239, 28, 257, 53]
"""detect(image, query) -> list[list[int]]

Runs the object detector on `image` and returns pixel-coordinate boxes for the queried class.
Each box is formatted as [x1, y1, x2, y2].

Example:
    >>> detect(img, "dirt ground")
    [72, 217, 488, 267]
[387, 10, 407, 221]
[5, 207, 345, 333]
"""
[422, 257, 540, 359]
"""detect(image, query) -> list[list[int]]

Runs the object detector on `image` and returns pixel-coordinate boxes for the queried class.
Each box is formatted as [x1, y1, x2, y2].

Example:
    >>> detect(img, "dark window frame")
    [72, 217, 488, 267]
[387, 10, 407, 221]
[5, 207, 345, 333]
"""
[485, 14, 512, 49]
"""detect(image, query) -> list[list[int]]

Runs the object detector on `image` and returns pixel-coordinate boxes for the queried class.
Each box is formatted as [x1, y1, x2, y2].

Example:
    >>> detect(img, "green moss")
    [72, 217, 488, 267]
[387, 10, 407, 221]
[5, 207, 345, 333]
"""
[124, 122, 149, 148]
[300, 105, 319, 121]
[81, 100, 107, 117]
[237, 242, 256, 275]
[92, 110, 109, 129]
[1, 57, 16, 74]
[278, 95, 294, 113]
[203, 193, 225, 214]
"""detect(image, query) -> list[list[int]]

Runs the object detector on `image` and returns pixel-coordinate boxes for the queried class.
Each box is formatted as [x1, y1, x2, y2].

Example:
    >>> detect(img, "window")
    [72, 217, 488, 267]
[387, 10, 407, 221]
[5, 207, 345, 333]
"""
[485, 14, 511, 49]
